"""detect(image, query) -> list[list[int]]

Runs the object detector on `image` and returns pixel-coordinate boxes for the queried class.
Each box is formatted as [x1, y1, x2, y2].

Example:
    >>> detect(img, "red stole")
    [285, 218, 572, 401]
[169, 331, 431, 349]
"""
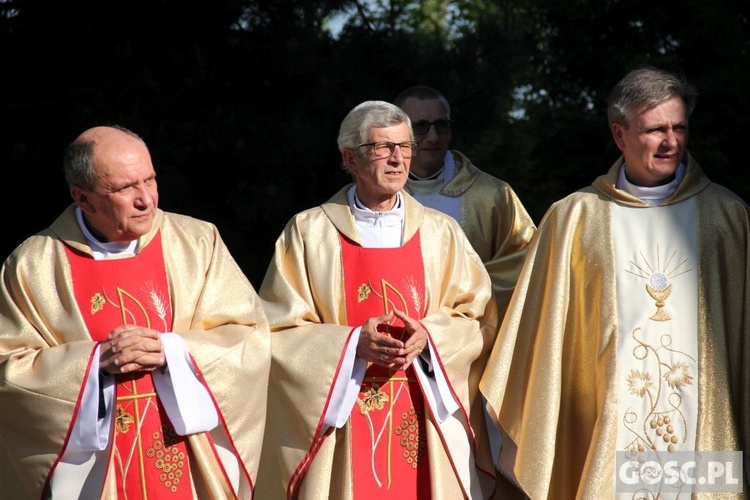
[340, 231, 431, 499]
[65, 234, 194, 499]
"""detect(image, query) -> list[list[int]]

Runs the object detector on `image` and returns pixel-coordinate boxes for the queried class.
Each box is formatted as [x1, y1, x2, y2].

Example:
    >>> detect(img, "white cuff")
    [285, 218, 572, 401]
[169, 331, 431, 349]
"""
[152, 333, 219, 435]
[323, 327, 367, 428]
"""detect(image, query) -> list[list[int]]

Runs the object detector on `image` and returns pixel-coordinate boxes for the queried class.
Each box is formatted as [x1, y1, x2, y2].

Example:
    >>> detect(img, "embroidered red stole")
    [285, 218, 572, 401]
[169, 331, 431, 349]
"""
[65, 234, 194, 499]
[340, 231, 431, 499]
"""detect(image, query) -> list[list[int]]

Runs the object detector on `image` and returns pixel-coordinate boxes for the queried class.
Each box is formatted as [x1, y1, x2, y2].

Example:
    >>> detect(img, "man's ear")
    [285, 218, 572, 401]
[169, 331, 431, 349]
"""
[70, 187, 94, 214]
[612, 123, 626, 152]
[342, 149, 358, 175]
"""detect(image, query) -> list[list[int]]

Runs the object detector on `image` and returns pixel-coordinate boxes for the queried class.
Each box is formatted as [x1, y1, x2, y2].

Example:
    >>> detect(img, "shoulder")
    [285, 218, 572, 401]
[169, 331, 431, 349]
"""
[451, 150, 514, 192]
[275, 205, 336, 246]
[698, 183, 750, 223]
[703, 182, 750, 208]
[538, 186, 603, 226]
[284, 205, 330, 230]
[419, 206, 469, 244]
[160, 211, 219, 239]
[4, 228, 59, 270]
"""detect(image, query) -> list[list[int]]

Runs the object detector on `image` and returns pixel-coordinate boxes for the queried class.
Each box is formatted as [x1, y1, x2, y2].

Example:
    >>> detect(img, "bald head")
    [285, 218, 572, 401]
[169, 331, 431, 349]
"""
[64, 126, 147, 191]
[66, 125, 159, 242]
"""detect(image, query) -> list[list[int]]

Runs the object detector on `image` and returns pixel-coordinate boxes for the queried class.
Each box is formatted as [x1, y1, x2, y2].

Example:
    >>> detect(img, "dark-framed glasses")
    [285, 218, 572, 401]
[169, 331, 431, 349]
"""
[358, 141, 418, 159]
[411, 119, 453, 136]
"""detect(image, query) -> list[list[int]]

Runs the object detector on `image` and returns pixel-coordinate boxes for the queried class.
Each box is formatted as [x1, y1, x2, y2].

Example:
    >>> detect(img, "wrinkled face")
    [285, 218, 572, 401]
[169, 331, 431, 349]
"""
[612, 97, 688, 187]
[343, 122, 411, 211]
[72, 133, 159, 242]
[398, 97, 451, 178]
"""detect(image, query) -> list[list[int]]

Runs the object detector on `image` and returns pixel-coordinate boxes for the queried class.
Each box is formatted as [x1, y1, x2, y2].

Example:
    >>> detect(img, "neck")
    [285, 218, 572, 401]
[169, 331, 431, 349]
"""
[409, 161, 441, 179]
[355, 188, 398, 212]
[82, 214, 109, 243]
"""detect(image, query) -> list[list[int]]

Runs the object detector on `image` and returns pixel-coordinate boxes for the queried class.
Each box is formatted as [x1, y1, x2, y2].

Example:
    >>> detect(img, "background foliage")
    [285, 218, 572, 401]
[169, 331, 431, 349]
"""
[2, 0, 748, 286]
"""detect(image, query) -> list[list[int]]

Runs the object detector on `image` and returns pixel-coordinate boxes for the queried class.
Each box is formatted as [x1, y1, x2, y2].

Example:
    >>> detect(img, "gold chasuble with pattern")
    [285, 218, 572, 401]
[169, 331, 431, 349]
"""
[0, 207, 270, 499]
[340, 232, 430, 498]
[480, 154, 750, 499]
[64, 233, 194, 498]
[256, 188, 497, 500]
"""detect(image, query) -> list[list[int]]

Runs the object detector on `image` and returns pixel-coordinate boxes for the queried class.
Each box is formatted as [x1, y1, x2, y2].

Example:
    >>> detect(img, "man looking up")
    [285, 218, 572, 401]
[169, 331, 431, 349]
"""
[0, 125, 271, 498]
[394, 85, 536, 317]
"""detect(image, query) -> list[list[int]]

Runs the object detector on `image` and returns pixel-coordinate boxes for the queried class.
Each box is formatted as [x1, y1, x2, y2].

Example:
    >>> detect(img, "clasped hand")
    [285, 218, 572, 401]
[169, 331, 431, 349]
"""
[99, 324, 166, 374]
[356, 310, 427, 370]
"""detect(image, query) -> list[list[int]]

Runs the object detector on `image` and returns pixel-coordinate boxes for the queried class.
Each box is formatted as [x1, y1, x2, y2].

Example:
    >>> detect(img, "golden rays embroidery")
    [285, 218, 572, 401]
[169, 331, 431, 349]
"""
[625, 246, 693, 321]
[622, 327, 696, 454]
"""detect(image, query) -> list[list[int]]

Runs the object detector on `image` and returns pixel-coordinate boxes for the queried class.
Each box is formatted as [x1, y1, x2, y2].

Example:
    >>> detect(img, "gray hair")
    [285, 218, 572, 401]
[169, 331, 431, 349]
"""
[607, 67, 698, 128]
[63, 125, 145, 190]
[337, 101, 413, 153]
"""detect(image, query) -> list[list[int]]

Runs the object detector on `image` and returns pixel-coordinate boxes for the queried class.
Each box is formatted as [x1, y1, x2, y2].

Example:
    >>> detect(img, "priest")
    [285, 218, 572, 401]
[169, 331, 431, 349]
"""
[480, 67, 750, 498]
[256, 101, 498, 499]
[0, 125, 271, 498]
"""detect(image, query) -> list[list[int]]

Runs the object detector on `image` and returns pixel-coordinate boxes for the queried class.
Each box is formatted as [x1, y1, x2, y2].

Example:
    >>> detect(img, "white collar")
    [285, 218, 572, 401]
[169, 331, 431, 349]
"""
[346, 187, 404, 227]
[617, 163, 686, 206]
[75, 207, 138, 259]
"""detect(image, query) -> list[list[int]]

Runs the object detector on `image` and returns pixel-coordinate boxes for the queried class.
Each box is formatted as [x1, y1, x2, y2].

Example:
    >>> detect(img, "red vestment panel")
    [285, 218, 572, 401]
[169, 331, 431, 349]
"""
[340, 231, 431, 499]
[65, 234, 193, 499]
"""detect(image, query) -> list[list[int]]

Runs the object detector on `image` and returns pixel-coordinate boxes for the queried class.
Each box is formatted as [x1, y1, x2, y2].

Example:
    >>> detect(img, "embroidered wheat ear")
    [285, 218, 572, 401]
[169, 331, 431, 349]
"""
[149, 290, 168, 321]
[403, 276, 423, 313]
[142, 281, 169, 330]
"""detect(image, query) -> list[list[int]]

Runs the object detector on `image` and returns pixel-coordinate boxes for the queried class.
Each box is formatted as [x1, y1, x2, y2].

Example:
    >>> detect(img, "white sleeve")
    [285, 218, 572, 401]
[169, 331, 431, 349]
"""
[323, 327, 367, 429]
[322, 329, 459, 428]
[151, 333, 219, 435]
[65, 344, 114, 451]
[413, 336, 459, 423]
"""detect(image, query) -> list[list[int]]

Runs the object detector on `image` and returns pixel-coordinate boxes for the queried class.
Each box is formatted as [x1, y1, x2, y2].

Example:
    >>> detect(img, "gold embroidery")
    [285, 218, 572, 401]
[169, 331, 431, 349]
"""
[622, 328, 695, 454]
[394, 407, 426, 468]
[146, 425, 186, 493]
[115, 405, 134, 434]
[646, 279, 672, 321]
[664, 361, 693, 389]
[91, 293, 105, 314]
[358, 283, 371, 302]
[625, 246, 692, 322]
[357, 384, 389, 413]
[402, 276, 424, 314]
[626, 370, 653, 398]
[141, 281, 170, 330]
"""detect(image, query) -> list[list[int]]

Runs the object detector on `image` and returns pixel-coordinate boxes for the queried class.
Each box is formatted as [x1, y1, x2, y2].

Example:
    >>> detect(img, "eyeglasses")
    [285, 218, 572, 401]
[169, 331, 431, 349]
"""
[357, 141, 418, 159]
[411, 119, 453, 136]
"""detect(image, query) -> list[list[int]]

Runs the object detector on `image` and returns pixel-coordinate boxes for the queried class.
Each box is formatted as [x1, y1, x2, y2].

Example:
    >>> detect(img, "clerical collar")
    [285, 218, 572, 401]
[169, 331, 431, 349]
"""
[409, 165, 444, 181]
[347, 186, 404, 227]
[616, 163, 686, 206]
[75, 207, 138, 259]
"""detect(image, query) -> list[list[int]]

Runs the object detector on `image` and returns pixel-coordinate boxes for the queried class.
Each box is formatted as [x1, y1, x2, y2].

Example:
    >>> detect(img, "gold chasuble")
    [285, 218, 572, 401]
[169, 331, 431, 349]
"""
[480, 154, 750, 499]
[341, 232, 430, 498]
[64, 233, 194, 498]
[0, 207, 269, 498]
[256, 188, 498, 500]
